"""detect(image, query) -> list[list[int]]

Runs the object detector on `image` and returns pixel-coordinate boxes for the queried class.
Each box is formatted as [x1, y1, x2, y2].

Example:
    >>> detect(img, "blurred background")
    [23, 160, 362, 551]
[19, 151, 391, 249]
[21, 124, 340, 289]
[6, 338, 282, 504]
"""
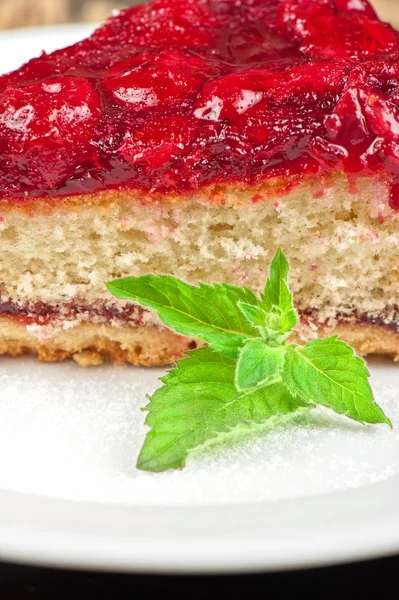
[0, 0, 397, 29]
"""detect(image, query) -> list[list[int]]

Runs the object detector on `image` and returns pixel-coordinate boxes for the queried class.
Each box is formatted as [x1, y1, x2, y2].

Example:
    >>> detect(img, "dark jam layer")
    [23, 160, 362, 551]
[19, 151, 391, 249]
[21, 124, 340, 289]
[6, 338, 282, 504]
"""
[1, 0, 399, 205]
[0, 299, 147, 325]
[2, 299, 399, 336]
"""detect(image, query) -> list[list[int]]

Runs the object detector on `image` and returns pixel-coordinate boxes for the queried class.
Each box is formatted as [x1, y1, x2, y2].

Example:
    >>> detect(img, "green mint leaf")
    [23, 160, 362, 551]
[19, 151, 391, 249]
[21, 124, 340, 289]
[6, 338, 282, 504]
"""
[283, 337, 391, 427]
[279, 309, 298, 334]
[235, 340, 286, 391]
[106, 275, 261, 359]
[262, 248, 292, 312]
[237, 301, 268, 331]
[137, 347, 306, 472]
[261, 249, 297, 334]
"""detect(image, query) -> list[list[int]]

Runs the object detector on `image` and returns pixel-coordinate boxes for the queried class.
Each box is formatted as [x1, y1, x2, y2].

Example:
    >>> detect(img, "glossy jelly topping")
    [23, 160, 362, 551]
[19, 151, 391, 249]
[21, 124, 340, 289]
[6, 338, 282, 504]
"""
[1, 0, 399, 204]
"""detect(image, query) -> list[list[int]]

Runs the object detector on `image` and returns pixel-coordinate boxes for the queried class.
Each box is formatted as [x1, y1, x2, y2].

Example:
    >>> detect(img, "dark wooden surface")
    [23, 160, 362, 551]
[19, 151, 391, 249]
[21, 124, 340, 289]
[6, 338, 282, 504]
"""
[1, 555, 399, 599]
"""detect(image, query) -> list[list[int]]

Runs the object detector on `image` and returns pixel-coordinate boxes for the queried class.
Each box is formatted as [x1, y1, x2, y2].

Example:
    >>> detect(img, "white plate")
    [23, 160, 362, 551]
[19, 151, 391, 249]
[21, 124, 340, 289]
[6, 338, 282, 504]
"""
[1, 25, 399, 574]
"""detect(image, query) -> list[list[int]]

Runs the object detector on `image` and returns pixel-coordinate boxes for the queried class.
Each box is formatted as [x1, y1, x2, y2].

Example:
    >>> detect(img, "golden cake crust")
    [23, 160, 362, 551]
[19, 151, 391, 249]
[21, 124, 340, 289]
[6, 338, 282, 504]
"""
[0, 318, 197, 367]
[0, 317, 397, 367]
[0, 171, 360, 211]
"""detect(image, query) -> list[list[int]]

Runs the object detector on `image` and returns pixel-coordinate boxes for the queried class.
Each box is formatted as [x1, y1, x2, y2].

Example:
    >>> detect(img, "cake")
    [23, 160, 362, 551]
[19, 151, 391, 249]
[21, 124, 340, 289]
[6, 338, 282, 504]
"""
[1, 0, 399, 366]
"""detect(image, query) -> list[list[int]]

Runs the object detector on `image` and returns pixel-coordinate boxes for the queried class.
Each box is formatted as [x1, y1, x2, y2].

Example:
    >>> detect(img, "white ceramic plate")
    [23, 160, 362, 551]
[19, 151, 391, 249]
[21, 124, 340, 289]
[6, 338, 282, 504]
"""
[1, 25, 399, 574]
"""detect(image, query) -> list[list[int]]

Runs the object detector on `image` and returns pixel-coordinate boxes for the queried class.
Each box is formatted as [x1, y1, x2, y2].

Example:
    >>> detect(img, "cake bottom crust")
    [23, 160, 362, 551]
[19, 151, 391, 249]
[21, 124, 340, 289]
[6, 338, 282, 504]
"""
[0, 317, 398, 366]
[0, 318, 197, 367]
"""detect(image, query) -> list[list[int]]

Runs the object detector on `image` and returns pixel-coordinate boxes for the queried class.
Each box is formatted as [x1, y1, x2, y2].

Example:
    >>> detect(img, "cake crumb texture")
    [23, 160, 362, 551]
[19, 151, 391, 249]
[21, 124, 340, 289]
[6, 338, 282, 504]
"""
[1, 173, 399, 365]
[0, 173, 397, 326]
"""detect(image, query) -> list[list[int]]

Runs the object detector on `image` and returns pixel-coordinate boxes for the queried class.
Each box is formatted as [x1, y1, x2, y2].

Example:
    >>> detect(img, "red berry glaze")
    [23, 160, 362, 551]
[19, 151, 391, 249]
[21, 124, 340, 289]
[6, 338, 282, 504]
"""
[1, 0, 399, 205]
[0, 77, 101, 192]
[102, 50, 215, 111]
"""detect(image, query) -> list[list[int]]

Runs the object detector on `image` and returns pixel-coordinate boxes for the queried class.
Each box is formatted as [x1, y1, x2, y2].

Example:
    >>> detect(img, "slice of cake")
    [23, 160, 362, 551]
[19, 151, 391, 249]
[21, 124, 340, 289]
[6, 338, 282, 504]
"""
[1, 0, 399, 366]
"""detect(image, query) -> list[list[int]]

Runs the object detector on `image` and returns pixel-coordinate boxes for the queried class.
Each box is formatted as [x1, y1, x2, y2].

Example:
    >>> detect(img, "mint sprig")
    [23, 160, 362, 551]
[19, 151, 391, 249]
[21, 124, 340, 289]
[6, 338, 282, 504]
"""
[136, 347, 305, 472]
[106, 276, 261, 359]
[107, 249, 391, 472]
[283, 338, 391, 426]
[260, 248, 298, 339]
[235, 341, 285, 391]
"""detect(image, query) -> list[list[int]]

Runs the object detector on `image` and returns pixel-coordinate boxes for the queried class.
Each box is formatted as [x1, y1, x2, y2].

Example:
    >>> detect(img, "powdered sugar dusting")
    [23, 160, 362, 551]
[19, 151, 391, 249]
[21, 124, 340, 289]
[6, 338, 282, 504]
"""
[0, 356, 398, 506]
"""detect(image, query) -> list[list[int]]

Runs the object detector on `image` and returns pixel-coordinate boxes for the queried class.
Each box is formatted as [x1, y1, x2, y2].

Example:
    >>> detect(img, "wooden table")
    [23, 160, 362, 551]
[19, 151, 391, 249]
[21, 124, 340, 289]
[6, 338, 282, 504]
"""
[373, 0, 399, 26]
[0, 0, 128, 29]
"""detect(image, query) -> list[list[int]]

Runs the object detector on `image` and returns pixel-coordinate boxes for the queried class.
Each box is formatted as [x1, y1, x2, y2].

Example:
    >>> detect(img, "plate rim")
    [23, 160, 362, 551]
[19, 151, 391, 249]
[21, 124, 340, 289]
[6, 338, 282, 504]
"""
[1, 477, 399, 574]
